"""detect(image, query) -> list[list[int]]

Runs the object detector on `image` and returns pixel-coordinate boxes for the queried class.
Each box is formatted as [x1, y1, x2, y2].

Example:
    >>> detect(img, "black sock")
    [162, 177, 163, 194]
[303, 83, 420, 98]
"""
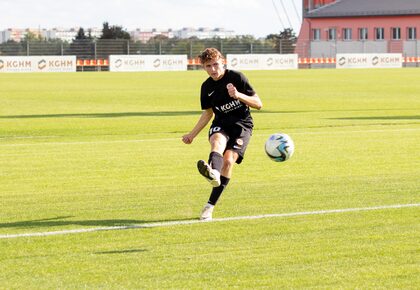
[208, 176, 230, 205]
[208, 151, 223, 172]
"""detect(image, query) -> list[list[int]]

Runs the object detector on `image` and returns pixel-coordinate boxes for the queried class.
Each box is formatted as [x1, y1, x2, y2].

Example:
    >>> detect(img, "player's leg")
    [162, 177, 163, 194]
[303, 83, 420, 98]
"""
[220, 150, 238, 178]
[200, 126, 252, 221]
[208, 150, 237, 202]
[200, 150, 237, 221]
[197, 128, 227, 187]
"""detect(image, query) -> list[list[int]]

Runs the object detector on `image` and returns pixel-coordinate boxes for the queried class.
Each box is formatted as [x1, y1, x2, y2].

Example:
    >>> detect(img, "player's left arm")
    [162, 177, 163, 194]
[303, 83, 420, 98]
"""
[226, 83, 262, 110]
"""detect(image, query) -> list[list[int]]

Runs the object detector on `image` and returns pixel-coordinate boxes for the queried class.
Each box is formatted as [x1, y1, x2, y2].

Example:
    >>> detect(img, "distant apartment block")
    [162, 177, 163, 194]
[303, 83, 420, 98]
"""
[173, 27, 235, 40]
[41, 27, 103, 42]
[130, 28, 175, 43]
[0, 27, 235, 43]
[0, 27, 102, 43]
[0, 28, 42, 42]
[130, 27, 234, 42]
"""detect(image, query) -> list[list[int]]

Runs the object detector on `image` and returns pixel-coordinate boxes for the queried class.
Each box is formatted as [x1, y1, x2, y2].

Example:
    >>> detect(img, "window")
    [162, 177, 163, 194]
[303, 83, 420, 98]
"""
[375, 27, 384, 40]
[358, 28, 368, 40]
[343, 28, 352, 40]
[408, 27, 417, 40]
[328, 28, 336, 41]
[312, 29, 321, 41]
[391, 27, 401, 40]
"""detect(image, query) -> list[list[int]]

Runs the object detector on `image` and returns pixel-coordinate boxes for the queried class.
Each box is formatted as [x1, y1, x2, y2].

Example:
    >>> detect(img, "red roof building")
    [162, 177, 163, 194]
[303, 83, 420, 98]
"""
[296, 0, 420, 60]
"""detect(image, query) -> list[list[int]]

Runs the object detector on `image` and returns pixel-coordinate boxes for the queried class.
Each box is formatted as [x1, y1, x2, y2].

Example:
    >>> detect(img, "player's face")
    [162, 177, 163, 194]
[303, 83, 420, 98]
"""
[203, 57, 225, 80]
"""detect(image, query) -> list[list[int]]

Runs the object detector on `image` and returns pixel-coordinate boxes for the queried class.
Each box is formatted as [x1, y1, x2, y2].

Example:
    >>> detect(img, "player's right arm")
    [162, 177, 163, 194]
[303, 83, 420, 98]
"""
[182, 108, 213, 144]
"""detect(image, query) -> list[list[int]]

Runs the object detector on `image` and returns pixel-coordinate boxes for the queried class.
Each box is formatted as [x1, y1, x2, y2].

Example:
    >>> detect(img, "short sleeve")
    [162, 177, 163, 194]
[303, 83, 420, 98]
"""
[200, 82, 212, 110]
[236, 71, 255, 96]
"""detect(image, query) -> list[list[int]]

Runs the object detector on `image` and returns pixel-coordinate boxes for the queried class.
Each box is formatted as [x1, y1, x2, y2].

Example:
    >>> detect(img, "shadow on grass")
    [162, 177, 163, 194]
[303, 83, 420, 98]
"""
[0, 109, 415, 119]
[0, 110, 305, 119]
[95, 249, 148, 255]
[0, 111, 202, 119]
[0, 216, 194, 229]
[330, 115, 420, 120]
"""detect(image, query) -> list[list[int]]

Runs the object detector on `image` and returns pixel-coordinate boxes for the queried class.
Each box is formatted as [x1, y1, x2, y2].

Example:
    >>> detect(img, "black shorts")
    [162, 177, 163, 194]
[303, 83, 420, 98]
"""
[208, 122, 252, 164]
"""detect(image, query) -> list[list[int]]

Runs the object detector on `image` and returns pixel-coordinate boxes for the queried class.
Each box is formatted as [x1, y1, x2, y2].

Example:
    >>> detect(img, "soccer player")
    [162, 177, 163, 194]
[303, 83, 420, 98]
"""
[182, 48, 262, 221]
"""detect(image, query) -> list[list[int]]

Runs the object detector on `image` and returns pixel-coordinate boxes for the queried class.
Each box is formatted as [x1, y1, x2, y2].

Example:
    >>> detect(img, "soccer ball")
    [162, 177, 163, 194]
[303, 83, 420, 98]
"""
[264, 133, 294, 162]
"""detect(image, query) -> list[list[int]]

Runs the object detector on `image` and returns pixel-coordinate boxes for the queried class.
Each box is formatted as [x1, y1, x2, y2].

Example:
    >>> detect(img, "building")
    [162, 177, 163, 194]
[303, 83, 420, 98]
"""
[174, 27, 235, 40]
[130, 27, 235, 43]
[41, 27, 102, 42]
[0, 28, 42, 42]
[1, 27, 236, 44]
[0, 27, 103, 43]
[130, 28, 174, 43]
[296, 0, 420, 58]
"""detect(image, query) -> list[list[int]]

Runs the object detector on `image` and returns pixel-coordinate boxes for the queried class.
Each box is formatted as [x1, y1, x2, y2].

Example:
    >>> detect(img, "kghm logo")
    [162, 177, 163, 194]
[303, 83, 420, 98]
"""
[230, 58, 238, 67]
[372, 56, 379, 66]
[338, 57, 346, 66]
[153, 58, 161, 68]
[266, 58, 274, 66]
[115, 59, 123, 68]
[38, 59, 47, 70]
[0, 59, 4, 69]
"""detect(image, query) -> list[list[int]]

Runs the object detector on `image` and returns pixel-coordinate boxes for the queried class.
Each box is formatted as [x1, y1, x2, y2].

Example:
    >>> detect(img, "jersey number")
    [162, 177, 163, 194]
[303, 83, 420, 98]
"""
[209, 127, 221, 135]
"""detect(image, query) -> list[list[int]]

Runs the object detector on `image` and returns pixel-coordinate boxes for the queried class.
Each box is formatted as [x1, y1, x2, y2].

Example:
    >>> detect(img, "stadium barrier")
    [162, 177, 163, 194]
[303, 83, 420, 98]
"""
[108, 55, 188, 72]
[76, 59, 109, 67]
[404, 56, 420, 63]
[76, 56, 420, 69]
[2, 55, 419, 73]
[0, 56, 76, 73]
[226, 54, 298, 70]
[336, 53, 404, 69]
[298, 57, 336, 64]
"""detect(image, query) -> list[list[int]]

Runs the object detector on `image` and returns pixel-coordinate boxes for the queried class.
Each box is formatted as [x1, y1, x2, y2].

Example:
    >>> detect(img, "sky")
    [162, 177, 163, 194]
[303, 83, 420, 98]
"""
[0, 0, 303, 38]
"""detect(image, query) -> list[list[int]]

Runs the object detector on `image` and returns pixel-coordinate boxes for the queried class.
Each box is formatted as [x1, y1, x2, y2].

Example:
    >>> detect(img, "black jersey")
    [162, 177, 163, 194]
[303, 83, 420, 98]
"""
[200, 69, 256, 129]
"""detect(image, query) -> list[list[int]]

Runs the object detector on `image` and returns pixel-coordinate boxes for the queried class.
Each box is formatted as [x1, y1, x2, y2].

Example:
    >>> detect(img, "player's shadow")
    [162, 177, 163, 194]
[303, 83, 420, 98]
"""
[0, 216, 194, 229]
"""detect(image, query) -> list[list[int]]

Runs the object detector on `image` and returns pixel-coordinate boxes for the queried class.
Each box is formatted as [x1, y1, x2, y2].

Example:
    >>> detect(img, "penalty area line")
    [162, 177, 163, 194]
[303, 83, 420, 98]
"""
[1, 203, 419, 239]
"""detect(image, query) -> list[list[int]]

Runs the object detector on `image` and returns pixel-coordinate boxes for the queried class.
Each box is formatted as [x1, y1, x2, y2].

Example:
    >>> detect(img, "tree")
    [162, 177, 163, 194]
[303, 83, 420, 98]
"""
[75, 27, 88, 40]
[100, 22, 131, 40]
[22, 31, 42, 42]
[266, 28, 297, 54]
[266, 28, 297, 42]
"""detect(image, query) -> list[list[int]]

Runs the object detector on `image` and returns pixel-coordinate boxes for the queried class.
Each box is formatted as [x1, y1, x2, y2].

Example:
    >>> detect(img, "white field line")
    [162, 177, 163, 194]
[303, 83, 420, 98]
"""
[0, 128, 419, 147]
[1, 203, 419, 240]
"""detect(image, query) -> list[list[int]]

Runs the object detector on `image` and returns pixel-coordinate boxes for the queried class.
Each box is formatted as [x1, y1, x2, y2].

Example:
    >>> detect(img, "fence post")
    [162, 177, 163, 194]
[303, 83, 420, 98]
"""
[189, 40, 193, 59]
[220, 39, 223, 54]
[250, 42, 253, 54]
[27, 42, 30, 56]
[127, 40, 130, 55]
[61, 43, 64, 55]
[94, 42, 97, 59]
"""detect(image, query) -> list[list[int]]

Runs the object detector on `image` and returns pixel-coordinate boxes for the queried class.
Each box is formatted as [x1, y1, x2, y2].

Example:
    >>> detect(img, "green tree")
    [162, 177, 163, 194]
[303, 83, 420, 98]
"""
[75, 27, 88, 40]
[100, 22, 131, 40]
[22, 31, 42, 42]
[266, 28, 297, 54]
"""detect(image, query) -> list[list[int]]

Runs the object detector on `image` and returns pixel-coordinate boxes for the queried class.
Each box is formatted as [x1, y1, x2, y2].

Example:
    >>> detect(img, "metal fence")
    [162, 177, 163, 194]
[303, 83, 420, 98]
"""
[2, 38, 418, 70]
[0, 39, 296, 59]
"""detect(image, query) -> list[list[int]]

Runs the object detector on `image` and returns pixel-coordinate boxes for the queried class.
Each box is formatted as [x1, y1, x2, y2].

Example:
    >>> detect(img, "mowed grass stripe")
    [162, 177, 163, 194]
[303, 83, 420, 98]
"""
[0, 127, 419, 148]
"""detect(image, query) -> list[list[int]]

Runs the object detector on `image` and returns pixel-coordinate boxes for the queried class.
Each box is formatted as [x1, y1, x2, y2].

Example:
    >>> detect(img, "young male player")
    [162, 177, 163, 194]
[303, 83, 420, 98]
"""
[182, 48, 262, 221]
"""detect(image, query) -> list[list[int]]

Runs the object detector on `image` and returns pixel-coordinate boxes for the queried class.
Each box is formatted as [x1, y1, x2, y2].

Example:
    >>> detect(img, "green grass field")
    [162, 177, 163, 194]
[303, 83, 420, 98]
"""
[0, 68, 419, 288]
